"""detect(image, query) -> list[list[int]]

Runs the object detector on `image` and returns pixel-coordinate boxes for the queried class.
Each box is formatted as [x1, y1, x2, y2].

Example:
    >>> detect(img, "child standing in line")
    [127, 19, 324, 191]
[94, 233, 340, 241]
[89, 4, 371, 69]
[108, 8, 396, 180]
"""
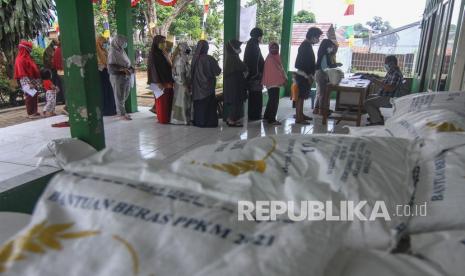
[41, 69, 58, 117]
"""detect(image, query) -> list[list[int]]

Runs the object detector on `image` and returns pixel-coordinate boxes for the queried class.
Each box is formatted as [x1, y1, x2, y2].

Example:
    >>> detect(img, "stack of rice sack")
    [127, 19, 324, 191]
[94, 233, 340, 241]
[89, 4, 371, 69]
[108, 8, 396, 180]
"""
[336, 91, 465, 276]
[0, 133, 420, 275]
[1, 91, 463, 275]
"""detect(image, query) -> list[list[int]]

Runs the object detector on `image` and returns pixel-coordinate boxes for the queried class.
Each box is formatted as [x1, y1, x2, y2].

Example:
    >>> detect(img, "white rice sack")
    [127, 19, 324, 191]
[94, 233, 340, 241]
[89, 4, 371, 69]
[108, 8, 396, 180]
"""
[170, 135, 419, 249]
[385, 109, 465, 144]
[409, 144, 465, 233]
[411, 230, 465, 276]
[35, 138, 97, 168]
[345, 125, 392, 137]
[326, 68, 344, 85]
[391, 91, 465, 117]
[0, 172, 348, 276]
[324, 249, 445, 276]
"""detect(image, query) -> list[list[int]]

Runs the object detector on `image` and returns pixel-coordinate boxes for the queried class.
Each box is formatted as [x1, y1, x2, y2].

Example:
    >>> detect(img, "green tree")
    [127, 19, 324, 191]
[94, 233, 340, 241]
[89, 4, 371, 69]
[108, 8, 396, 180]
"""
[293, 10, 316, 23]
[0, 0, 55, 78]
[354, 23, 370, 38]
[246, 0, 283, 43]
[366, 16, 393, 34]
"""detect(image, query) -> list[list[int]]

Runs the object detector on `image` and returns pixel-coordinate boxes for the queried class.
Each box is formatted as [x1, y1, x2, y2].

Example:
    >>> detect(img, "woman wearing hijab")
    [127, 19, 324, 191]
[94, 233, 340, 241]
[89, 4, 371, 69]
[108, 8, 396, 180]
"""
[223, 39, 247, 127]
[43, 39, 57, 70]
[171, 42, 192, 125]
[96, 35, 117, 116]
[191, 40, 221, 128]
[244, 27, 265, 121]
[108, 34, 134, 121]
[14, 41, 42, 119]
[262, 42, 287, 125]
[147, 35, 174, 124]
[294, 27, 322, 124]
[315, 39, 339, 116]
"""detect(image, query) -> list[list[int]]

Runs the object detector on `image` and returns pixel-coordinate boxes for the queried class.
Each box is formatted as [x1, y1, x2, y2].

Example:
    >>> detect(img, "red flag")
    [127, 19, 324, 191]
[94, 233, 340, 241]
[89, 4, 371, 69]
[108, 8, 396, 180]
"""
[156, 0, 177, 6]
[344, 4, 354, 16]
[131, 0, 141, 7]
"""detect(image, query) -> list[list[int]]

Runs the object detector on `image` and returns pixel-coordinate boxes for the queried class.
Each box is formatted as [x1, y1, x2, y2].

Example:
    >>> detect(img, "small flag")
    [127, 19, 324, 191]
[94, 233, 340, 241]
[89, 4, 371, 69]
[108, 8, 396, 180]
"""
[344, 4, 354, 16]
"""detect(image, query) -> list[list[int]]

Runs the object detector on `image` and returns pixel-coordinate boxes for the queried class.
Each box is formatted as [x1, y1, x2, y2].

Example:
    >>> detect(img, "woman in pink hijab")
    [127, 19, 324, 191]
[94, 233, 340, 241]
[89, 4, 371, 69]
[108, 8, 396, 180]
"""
[261, 42, 287, 125]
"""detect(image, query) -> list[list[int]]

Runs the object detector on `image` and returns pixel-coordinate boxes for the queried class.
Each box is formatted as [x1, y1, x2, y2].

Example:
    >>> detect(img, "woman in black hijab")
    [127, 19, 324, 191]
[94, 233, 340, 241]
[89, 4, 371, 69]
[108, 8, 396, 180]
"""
[244, 27, 265, 121]
[147, 35, 174, 124]
[191, 40, 222, 128]
[223, 39, 248, 127]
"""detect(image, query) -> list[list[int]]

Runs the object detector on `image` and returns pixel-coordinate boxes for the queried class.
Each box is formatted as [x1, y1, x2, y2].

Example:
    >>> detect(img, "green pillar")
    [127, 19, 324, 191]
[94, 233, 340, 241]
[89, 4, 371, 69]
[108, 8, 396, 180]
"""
[55, 0, 105, 150]
[280, 0, 295, 97]
[223, 0, 241, 121]
[115, 0, 138, 113]
[224, 0, 241, 44]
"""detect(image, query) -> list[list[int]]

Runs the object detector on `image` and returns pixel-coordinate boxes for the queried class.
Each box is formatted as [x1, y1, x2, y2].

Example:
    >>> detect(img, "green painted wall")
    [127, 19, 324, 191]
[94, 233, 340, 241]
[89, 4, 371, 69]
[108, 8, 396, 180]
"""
[0, 173, 57, 214]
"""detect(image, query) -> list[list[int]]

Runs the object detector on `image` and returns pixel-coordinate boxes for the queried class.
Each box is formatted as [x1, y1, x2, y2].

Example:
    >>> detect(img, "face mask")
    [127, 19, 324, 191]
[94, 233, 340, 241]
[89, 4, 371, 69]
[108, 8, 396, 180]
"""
[327, 48, 333, 54]
[384, 64, 390, 71]
[103, 43, 109, 50]
[122, 42, 128, 49]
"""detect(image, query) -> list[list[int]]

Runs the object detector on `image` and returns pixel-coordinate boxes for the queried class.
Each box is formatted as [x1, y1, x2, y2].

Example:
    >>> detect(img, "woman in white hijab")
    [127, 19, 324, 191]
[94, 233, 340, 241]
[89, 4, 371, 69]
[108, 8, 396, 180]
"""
[108, 34, 134, 121]
[171, 42, 192, 125]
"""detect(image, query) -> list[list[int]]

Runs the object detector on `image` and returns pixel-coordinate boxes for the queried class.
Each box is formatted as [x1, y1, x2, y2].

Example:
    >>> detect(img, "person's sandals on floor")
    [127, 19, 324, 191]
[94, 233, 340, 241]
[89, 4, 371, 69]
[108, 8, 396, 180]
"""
[120, 114, 132, 121]
[28, 113, 41, 119]
[267, 119, 281, 125]
[226, 120, 243, 127]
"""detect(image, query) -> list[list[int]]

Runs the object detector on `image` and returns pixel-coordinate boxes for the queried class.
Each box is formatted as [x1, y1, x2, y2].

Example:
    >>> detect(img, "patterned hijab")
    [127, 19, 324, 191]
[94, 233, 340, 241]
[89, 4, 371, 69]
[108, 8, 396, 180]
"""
[108, 34, 131, 68]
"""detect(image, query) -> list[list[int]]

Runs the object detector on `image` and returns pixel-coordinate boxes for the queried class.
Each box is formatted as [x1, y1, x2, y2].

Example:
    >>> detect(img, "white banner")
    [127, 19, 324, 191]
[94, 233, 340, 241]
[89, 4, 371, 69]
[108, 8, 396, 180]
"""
[240, 5, 257, 42]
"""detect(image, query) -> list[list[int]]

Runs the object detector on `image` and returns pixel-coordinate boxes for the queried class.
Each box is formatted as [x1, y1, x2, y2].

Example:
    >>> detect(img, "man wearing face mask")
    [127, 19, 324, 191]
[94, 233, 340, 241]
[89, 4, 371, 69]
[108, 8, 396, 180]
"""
[294, 27, 323, 124]
[364, 55, 404, 126]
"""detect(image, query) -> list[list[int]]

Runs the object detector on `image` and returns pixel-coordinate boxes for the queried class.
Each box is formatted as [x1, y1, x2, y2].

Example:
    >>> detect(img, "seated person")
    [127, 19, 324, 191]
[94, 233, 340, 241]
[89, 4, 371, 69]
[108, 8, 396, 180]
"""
[364, 55, 404, 126]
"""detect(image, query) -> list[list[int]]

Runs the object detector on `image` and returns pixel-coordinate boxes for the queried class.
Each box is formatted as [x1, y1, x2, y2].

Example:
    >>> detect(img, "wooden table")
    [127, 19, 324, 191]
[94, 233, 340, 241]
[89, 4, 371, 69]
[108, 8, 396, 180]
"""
[323, 78, 371, 126]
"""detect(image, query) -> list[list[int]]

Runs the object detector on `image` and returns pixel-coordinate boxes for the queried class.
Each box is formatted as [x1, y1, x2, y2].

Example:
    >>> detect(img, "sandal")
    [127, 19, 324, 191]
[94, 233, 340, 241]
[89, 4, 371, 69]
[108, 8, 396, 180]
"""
[227, 121, 243, 127]
[295, 120, 310, 125]
[268, 120, 282, 125]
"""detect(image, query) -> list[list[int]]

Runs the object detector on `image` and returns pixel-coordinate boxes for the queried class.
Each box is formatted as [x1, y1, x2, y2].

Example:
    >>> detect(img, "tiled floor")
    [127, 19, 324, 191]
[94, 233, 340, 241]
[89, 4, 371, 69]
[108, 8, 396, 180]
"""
[0, 99, 362, 190]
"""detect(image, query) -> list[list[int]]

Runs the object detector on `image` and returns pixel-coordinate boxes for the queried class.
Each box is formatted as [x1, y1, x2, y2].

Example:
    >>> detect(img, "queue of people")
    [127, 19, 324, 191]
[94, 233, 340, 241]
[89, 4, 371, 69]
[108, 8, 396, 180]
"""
[13, 25, 403, 128]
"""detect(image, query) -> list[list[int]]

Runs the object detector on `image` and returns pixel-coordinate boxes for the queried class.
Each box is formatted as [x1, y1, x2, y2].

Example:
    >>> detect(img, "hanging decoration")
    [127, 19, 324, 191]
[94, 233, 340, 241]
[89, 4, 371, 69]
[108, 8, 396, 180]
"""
[131, 0, 141, 7]
[156, 0, 177, 6]
[343, 0, 355, 47]
[201, 0, 210, 39]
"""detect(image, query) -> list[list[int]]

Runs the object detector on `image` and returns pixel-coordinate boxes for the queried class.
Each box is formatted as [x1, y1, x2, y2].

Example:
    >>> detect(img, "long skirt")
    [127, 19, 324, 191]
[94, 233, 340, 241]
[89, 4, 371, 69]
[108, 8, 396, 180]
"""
[247, 90, 263, 121]
[226, 102, 244, 122]
[100, 69, 117, 116]
[155, 88, 174, 124]
[109, 74, 131, 116]
[171, 84, 191, 125]
[25, 93, 38, 115]
[263, 87, 280, 122]
[193, 94, 218, 128]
